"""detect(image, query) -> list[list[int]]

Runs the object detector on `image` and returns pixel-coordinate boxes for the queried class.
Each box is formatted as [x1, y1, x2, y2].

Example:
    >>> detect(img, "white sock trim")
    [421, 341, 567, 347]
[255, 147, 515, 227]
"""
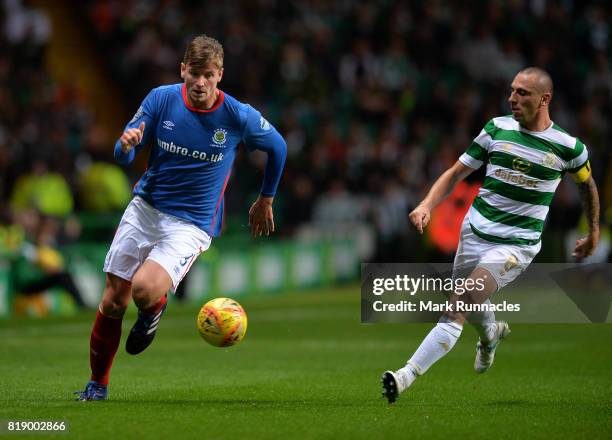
[437, 321, 463, 338]
[407, 322, 463, 375]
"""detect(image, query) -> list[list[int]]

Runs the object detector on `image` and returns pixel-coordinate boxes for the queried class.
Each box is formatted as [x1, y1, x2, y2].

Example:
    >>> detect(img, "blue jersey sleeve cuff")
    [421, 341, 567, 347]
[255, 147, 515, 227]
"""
[259, 132, 287, 196]
[113, 140, 137, 164]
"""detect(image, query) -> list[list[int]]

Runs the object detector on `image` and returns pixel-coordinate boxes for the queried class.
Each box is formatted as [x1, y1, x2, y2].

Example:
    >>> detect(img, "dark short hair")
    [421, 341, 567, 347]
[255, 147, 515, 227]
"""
[183, 35, 224, 69]
[519, 67, 553, 95]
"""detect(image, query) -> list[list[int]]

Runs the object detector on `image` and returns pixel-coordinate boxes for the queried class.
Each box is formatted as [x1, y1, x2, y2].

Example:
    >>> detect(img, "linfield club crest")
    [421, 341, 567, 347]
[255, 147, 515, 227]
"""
[212, 128, 227, 146]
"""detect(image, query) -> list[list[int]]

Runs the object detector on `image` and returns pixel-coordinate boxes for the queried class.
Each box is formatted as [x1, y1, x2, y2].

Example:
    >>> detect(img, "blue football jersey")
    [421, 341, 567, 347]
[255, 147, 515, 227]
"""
[114, 84, 286, 237]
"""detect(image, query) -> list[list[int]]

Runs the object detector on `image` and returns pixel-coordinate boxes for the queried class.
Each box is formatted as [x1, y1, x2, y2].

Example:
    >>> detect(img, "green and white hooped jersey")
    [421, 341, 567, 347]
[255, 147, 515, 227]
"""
[459, 116, 589, 246]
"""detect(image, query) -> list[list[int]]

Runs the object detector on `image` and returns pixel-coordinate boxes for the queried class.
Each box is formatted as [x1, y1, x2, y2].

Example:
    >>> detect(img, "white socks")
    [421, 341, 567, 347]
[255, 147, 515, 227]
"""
[468, 299, 497, 343]
[407, 322, 463, 375]
[396, 303, 499, 391]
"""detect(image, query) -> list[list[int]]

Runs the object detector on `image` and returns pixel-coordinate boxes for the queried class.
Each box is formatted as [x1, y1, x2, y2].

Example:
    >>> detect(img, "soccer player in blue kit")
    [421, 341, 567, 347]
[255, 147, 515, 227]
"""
[76, 35, 287, 401]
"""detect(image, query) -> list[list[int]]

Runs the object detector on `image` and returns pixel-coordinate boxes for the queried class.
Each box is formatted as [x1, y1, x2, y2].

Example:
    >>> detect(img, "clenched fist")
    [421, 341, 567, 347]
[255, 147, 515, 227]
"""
[120, 121, 145, 154]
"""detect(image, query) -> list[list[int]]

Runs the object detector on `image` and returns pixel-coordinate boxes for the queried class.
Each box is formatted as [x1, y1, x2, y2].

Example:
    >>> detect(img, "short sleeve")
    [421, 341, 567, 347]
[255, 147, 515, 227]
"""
[458, 119, 496, 169]
[566, 140, 590, 183]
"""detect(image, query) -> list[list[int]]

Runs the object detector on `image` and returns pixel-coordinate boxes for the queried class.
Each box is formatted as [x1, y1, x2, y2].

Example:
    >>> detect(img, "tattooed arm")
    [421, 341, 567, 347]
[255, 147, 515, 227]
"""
[572, 176, 600, 259]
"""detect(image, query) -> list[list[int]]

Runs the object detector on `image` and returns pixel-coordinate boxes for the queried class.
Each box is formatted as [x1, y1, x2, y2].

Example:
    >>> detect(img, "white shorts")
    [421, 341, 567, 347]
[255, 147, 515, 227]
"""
[103, 196, 212, 290]
[452, 215, 540, 290]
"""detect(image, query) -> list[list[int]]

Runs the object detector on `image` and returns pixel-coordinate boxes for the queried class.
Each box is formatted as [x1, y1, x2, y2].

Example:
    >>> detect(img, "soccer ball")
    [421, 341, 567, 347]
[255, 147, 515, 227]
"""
[196, 297, 248, 347]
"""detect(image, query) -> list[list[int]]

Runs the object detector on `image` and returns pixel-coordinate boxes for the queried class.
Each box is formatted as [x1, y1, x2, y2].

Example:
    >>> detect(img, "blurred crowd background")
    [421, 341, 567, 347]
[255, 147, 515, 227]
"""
[1, 0, 611, 287]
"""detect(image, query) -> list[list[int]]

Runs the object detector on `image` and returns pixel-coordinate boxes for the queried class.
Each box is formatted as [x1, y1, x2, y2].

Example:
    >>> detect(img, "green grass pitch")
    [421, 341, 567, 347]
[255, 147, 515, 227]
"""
[0, 285, 610, 439]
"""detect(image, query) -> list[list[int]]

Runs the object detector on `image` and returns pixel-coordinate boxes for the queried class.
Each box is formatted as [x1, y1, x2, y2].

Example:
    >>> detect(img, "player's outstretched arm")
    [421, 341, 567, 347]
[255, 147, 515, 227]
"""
[242, 106, 287, 237]
[120, 121, 145, 154]
[114, 121, 146, 164]
[409, 160, 474, 234]
[572, 176, 600, 259]
[249, 195, 275, 237]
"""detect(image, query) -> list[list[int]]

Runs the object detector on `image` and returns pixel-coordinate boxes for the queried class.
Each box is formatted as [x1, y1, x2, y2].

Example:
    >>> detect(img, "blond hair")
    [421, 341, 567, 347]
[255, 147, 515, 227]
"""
[183, 35, 224, 69]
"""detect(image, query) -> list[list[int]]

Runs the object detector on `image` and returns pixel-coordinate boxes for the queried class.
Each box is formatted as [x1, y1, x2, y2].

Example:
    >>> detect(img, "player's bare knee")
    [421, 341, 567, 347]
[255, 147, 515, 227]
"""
[99, 287, 130, 317]
[100, 295, 129, 318]
[131, 278, 166, 308]
[131, 281, 151, 306]
[100, 274, 131, 317]
[131, 263, 172, 308]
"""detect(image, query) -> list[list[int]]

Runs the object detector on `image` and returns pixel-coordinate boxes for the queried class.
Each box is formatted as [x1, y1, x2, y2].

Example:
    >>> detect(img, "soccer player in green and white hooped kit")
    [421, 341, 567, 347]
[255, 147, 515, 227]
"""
[382, 67, 600, 403]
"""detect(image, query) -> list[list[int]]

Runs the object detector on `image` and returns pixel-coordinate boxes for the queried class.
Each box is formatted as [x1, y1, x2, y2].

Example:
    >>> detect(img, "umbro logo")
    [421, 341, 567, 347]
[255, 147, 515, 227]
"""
[162, 120, 175, 130]
[180, 254, 194, 266]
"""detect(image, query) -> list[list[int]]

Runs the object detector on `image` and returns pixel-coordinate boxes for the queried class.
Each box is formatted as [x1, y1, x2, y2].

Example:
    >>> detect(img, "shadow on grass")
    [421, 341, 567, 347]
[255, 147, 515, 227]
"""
[6, 396, 537, 410]
[109, 399, 372, 408]
[4, 397, 374, 408]
[96, 398, 474, 409]
[8, 396, 536, 409]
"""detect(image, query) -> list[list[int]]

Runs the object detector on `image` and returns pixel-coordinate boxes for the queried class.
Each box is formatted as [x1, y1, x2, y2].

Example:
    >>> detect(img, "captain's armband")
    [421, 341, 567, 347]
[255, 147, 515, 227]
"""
[568, 160, 591, 183]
